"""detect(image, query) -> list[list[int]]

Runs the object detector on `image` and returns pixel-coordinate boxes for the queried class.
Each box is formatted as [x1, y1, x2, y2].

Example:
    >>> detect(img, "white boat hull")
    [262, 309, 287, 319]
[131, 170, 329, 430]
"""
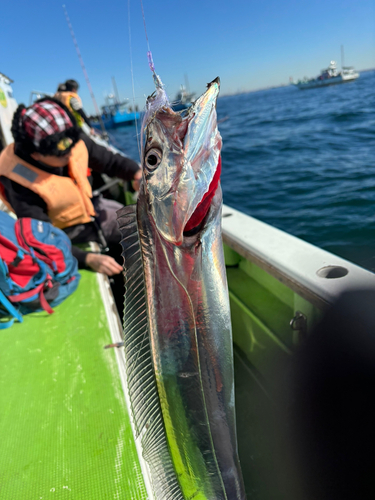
[294, 72, 359, 90]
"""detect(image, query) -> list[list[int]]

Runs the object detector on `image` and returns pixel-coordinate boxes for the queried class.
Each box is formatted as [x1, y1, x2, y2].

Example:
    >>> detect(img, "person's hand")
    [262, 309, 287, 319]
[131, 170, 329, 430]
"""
[131, 168, 142, 191]
[85, 253, 123, 276]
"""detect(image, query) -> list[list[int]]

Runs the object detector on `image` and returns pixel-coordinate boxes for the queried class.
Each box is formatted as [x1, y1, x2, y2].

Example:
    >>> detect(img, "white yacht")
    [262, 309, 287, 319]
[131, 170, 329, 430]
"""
[293, 60, 359, 90]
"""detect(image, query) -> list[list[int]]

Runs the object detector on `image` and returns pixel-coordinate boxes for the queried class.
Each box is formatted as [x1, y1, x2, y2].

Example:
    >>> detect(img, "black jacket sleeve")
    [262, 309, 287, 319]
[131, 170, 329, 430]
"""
[71, 245, 89, 265]
[77, 108, 92, 128]
[80, 133, 140, 181]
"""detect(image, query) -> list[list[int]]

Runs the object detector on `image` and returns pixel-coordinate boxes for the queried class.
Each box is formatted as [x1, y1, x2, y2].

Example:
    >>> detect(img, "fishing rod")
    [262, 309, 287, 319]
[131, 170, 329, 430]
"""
[127, 0, 144, 159]
[62, 5, 108, 138]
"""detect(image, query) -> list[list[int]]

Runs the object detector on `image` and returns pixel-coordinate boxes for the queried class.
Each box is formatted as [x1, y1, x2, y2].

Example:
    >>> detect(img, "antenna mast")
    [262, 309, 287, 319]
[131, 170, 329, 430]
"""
[341, 45, 345, 70]
[112, 76, 121, 104]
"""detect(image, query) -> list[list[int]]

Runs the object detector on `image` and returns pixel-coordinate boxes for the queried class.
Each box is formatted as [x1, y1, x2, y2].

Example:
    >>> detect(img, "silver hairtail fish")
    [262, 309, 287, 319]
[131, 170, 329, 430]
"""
[117, 73, 246, 500]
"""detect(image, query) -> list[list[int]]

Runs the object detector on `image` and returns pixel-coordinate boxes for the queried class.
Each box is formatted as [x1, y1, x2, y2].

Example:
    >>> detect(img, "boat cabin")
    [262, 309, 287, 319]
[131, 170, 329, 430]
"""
[0, 72, 18, 152]
[319, 60, 339, 80]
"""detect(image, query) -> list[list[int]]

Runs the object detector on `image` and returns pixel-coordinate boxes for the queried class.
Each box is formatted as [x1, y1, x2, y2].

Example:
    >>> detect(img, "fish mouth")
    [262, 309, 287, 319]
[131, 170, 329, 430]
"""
[180, 78, 221, 237]
[183, 155, 222, 236]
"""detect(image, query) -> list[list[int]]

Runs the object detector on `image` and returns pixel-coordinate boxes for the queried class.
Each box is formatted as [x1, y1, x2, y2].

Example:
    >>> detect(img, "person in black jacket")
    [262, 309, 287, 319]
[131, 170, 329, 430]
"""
[54, 79, 93, 129]
[0, 97, 142, 277]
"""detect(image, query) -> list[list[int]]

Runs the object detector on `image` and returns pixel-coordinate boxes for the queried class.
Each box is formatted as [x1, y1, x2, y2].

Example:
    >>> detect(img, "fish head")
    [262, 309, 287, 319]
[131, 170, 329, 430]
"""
[141, 76, 222, 245]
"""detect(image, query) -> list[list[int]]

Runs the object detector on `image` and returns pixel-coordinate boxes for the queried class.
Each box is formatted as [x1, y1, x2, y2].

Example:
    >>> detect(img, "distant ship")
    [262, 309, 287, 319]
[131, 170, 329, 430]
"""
[91, 94, 140, 130]
[292, 60, 359, 90]
[91, 77, 140, 130]
[171, 85, 195, 111]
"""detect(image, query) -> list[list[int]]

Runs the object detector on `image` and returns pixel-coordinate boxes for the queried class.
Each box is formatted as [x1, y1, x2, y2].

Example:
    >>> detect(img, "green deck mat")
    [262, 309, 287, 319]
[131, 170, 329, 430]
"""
[0, 270, 148, 499]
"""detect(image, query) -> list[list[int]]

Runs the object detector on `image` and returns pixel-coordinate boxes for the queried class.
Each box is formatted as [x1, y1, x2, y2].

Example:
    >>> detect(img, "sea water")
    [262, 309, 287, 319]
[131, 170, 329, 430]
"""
[110, 70, 375, 271]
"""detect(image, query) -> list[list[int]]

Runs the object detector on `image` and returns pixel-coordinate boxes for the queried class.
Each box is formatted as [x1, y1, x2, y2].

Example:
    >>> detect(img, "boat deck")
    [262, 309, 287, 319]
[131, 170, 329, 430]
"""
[2, 204, 375, 498]
[0, 270, 147, 499]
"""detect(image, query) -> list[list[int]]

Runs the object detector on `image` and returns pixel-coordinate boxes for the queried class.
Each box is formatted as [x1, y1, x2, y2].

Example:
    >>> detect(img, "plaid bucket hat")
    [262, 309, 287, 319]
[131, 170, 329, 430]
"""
[12, 98, 80, 157]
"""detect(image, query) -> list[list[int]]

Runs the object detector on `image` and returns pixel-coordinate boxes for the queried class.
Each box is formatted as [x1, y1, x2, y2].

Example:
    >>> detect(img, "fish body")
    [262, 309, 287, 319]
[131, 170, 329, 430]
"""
[117, 75, 246, 499]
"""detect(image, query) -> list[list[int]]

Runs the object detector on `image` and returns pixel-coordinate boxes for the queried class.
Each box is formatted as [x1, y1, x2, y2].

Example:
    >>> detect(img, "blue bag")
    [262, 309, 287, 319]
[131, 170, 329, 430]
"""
[0, 212, 80, 326]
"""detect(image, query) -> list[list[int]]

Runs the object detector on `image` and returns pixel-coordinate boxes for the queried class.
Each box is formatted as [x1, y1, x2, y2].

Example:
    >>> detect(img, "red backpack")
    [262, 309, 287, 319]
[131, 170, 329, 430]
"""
[0, 212, 80, 327]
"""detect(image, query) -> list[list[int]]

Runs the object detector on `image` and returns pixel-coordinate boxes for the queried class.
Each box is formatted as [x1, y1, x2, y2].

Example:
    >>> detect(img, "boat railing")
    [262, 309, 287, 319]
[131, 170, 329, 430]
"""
[222, 204, 375, 311]
[29, 90, 54, 105]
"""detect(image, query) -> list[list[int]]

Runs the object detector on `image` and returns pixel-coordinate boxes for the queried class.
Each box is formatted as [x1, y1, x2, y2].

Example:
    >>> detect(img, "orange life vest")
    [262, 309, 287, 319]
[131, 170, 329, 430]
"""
[0, 140, 96, 229]
[54, 91, 84, 127]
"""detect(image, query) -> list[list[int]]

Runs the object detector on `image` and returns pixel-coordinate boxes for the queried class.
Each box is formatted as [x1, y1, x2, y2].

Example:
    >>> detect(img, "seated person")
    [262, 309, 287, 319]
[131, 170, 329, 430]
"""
[54, 79, 92, 129]
[56, 83, 66, 92]
[0, 97, 142, 277]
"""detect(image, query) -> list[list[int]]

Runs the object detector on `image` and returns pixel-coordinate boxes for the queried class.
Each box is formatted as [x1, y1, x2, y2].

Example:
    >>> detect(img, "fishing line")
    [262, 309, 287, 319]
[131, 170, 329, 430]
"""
[62, 5, 107, 137]
[128, 0, 142, 160]
[139, 0, 153, 71]
[139, 0, 159, 81]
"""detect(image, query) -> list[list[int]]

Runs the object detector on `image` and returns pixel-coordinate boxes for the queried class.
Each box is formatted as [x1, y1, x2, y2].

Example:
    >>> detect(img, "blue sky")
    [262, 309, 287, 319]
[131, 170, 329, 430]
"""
[2, 0, 374, 114]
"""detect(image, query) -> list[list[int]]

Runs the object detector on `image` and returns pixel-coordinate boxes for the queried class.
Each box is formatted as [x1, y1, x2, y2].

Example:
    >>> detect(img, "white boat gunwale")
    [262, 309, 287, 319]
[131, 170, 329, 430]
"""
[222, 204, 375, 311]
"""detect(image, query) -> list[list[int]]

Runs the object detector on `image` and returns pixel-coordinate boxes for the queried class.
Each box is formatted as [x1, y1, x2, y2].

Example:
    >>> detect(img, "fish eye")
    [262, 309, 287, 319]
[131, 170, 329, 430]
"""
[145, 148, 162, 171]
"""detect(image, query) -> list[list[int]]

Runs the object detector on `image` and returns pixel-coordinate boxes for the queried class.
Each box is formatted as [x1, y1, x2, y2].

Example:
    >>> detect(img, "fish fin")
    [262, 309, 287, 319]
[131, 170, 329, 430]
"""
[116, 205, 184, 500]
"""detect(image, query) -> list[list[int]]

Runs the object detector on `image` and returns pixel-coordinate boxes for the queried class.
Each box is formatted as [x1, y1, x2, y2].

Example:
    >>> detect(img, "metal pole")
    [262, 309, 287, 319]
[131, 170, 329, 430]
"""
[184, 73, 190, 94]
[341, 45, 345, 70]
[62, 5, 108, 137]
[112, 77, 121, 105]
